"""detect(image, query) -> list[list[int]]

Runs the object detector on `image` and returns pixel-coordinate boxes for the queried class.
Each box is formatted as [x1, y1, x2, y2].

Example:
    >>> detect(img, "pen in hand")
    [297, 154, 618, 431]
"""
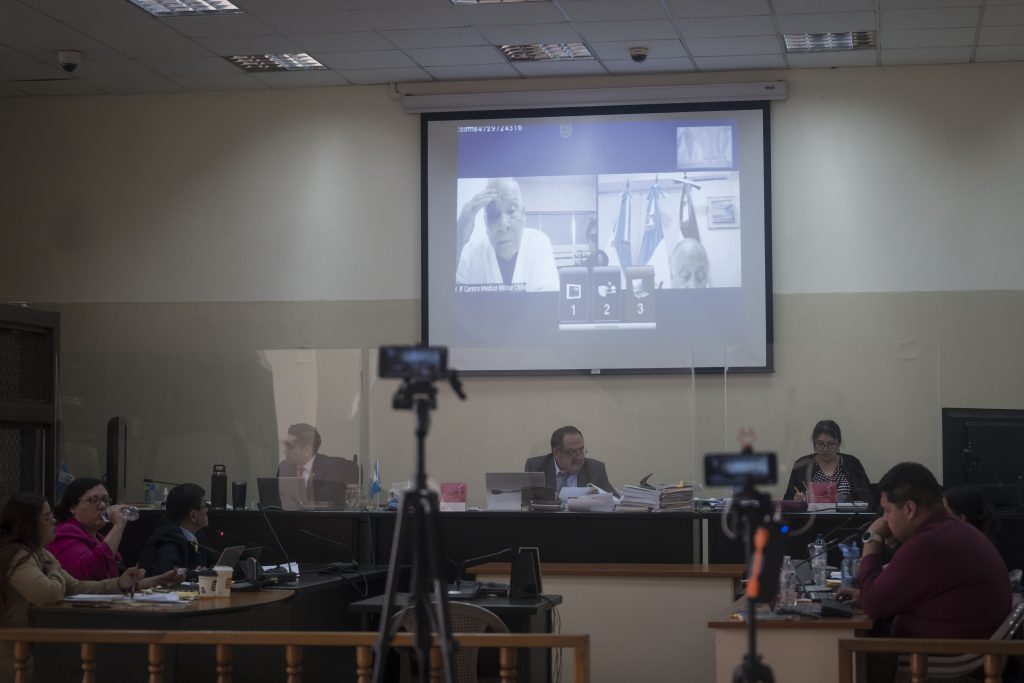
[129, 563, 140, 599]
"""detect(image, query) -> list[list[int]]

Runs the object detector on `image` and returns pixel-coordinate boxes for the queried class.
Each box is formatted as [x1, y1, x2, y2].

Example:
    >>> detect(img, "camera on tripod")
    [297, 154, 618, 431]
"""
[379, 346, 448, 381]
[704, 451, 777, 487]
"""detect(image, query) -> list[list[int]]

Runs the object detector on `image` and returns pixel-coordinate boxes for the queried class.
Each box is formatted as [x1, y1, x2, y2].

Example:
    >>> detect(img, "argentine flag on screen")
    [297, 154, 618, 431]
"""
[369, 460, 382, 498]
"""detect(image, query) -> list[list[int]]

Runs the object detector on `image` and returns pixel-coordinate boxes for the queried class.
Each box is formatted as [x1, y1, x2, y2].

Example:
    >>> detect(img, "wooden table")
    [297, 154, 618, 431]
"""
[708, 601, 874, 683]
[474, 562, 746, 683]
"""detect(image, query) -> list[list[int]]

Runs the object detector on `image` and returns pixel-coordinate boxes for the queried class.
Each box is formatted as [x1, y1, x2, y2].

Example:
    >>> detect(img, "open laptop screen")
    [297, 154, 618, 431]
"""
[485, 472, 545, 510]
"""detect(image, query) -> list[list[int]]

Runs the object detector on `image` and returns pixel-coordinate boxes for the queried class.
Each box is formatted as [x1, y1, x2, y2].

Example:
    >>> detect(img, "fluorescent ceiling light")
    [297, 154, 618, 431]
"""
[784, 31, 876, 53]
[499, 43, 593, 62]
[226, 53, 326, 72]
[128, 0, 243, 16]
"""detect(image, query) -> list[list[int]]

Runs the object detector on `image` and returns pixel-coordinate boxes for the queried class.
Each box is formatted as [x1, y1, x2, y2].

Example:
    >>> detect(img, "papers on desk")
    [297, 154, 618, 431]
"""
[618, 483, 694, 512]
[132, 592, 180, 603]
[262, 562, 300, 576]
[63, 594, 127, 603]
[566, 492, 616, 512]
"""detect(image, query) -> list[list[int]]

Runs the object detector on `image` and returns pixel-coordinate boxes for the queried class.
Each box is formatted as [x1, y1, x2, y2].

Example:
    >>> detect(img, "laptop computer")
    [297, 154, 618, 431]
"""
[257, 477, 306, 510]
[213, 545, 245, 569]
[485, 472, 545, 511]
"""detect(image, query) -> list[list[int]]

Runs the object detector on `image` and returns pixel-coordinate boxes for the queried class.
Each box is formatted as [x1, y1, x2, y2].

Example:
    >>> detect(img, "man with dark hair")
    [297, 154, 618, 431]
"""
[277, 423, 358, 508]
[524, 426, 617, 496]
[139, 483, 218, 577]
[840, 462, 1009, 640]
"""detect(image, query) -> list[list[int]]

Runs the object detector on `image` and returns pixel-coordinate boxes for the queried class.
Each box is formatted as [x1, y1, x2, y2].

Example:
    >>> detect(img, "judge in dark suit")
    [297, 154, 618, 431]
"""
[524, 426, 618, 497]
[277, 423, 359, 507]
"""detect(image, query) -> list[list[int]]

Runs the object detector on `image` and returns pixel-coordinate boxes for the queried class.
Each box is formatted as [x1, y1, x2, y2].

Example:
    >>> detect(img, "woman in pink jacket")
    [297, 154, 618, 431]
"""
[47, 477, 130, 580]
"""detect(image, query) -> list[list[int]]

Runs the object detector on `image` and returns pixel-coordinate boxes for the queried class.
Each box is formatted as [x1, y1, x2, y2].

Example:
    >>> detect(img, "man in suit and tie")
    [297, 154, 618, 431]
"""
[524, 426, 618, 497]
[139, 483, 218, 578]
[277, 423, 358, 508]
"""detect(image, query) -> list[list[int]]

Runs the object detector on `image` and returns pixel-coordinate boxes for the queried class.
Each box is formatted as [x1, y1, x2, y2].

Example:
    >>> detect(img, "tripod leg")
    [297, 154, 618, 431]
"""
[372, 490, 412, 683]
[418, 489, 456, 683]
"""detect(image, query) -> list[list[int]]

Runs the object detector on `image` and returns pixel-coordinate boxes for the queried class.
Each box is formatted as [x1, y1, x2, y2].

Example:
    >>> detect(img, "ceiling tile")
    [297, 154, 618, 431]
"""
[317, 49, 417, 70]
[602, 56, 696, 73]
[775, 12, 876, 34]
[881, 27, 977, 48]
[879, 0, 980, 7]
[476, 23, 582, 45]
[786, 50, 877, 68]
[104, 37, 214, 58]
[20, 0, 143, 22]
[13, 78, 103, 95]
[693, 54, 785, 69]
[138, 55, 241, 75]
[678, 16, 776, 38]
[452, 2, 566, 25]
[0, 60, 66, 79]
[255, 12, 371, 34]
[880, 45, 972, 63]
[0, 44, 36, 63]
[984, 5, 1024, 25]
[405, 45, 505, 66]
[687, 35, 780, 56]
[234, 0, 345, 12]
[511, 59, 609, 76]
[291, 32, 394, 53]
[76, 59, 155, 79]
[250, 70, 348, 88]
[881, 7, 980, 29]
[344, 0, 450, 7]
[589, 39, 688, 61]
[351, 7, 467, 31]
[774, 0, 873, 12]
[89, 75, 185, 94]
[424, 63, 520, 80]
[67, 19, 181, 41]
[194, 35, 303, 55]
[9, 39, 123, 62]
[974, 44, 1024, 61]
[159, 15, 277, 38]
[170, 73, 267, 91]
[0, 83, 28, 96]
[574, 20, 678, 42]
[557, 0, 670, 23]
[383, 27, 487, 49]
[665, 0, 770, 18]
[979, 26, 1024, 45]
[339, 66, 433, 84]
[0, 17, 88, 43]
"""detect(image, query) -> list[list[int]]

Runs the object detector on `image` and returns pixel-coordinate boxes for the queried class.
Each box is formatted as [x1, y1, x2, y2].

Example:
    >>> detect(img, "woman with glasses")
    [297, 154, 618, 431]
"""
[47, 477, 130, 580]
[0, 492, 181, 679]
[783, 420, 872, 504]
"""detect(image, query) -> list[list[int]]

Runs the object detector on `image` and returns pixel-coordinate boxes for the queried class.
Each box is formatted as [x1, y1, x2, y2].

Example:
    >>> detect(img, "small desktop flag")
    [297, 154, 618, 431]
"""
[369, 459, 382, 499]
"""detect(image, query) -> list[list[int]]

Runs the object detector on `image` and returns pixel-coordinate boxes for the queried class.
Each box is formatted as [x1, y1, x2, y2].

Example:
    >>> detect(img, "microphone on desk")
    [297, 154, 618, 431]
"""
[143, 478, 182, 487]
[297, 528, 358, 570]
[452, 547, 515, 593]
[490, 489, 524, 495]
[254, 506, 298, 584]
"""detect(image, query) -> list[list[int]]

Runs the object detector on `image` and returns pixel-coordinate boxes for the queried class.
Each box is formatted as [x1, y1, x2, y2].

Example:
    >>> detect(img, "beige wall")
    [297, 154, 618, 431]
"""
[2, 63, 1023, 506]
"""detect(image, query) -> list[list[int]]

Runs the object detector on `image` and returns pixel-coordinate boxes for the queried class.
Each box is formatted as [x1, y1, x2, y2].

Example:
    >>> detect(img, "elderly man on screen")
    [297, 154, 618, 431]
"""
[524, 426, 618, 497]
[455, 177, 559, 292]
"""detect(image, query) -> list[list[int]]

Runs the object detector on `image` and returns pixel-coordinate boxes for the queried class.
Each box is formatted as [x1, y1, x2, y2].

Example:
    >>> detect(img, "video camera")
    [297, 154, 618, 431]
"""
[703, 451, 777, 487]
[379, 346, 448, 382]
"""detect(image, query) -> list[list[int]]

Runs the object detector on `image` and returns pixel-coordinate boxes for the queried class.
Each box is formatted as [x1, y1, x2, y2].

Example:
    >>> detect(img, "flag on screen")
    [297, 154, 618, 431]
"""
[678, 180, 700, 242]
[610, 186, 632, 269]
[638, 180, 665, 265]
[369, 460, 382, 498]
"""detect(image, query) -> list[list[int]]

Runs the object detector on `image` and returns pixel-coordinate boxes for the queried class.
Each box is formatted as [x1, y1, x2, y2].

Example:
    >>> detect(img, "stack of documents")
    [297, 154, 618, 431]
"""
[618, 485, 661, 511]
[657, 483, 694, 511]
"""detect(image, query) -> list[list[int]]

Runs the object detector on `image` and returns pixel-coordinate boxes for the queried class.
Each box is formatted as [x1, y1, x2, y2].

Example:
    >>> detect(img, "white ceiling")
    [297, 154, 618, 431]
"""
[0, 0, 1022, 97]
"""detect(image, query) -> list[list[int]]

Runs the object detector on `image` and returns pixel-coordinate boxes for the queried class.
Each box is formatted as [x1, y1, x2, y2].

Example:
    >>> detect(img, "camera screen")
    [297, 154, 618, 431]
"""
[704, 452, 777, 487]
[379, 346, 448, 380]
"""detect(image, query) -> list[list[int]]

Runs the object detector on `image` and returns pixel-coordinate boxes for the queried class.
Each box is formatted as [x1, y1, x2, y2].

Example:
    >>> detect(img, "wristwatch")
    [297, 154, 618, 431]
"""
[861, 530, 884, 545]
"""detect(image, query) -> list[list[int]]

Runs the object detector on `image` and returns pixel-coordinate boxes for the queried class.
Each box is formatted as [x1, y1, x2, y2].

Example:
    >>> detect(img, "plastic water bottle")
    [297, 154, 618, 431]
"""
[840, 543, 861, 588]
[101, 506, 139, 524]
[778, 555, 798, 609]
[811, 534, 828, 586]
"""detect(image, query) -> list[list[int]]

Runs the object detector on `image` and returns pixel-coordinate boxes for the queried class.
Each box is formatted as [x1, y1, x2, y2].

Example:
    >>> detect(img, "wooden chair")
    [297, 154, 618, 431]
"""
[390, 602, 510, 683]
[894, 602, 1024, 681]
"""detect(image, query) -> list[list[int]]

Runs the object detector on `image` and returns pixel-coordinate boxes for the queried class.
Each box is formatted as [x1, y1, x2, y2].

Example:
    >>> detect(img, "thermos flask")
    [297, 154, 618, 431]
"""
[211, 464, 227, 509]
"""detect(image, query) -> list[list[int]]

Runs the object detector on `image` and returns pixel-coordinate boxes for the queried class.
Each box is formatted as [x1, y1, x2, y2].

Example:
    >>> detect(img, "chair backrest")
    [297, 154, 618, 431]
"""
[391, 602, 510, 683]
[895, 602, 1024, 680]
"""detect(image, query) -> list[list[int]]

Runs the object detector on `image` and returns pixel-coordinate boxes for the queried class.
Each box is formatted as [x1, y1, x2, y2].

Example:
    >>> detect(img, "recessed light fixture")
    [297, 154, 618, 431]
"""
[226, 53, 327, 72]
[128, 0, 243, 16]
[784, 31, 876, 53]
[499, 43, 593, 62]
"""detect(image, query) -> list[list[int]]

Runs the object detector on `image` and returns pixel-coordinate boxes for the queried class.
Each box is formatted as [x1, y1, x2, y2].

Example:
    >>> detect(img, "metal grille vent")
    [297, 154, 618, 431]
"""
[0, 329, 50, 402]
[0, 429, 21, 504]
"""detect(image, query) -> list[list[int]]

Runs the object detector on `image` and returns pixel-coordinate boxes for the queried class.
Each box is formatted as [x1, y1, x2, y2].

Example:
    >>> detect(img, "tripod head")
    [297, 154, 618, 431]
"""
[381, 345, 466, 410]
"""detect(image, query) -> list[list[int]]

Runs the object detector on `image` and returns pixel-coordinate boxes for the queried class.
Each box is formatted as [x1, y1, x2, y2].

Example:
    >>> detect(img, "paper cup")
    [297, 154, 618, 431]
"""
[214, 566, 233, 597]
[198, 571, 218, 599]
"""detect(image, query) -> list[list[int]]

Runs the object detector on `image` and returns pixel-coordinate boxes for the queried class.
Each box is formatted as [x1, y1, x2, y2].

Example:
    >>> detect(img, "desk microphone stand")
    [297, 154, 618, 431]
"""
[372, 374, 465, 683]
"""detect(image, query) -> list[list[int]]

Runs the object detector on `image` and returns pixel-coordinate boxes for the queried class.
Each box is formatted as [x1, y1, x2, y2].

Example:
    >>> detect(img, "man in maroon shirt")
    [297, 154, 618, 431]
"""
[839, 462, 1010, 679]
